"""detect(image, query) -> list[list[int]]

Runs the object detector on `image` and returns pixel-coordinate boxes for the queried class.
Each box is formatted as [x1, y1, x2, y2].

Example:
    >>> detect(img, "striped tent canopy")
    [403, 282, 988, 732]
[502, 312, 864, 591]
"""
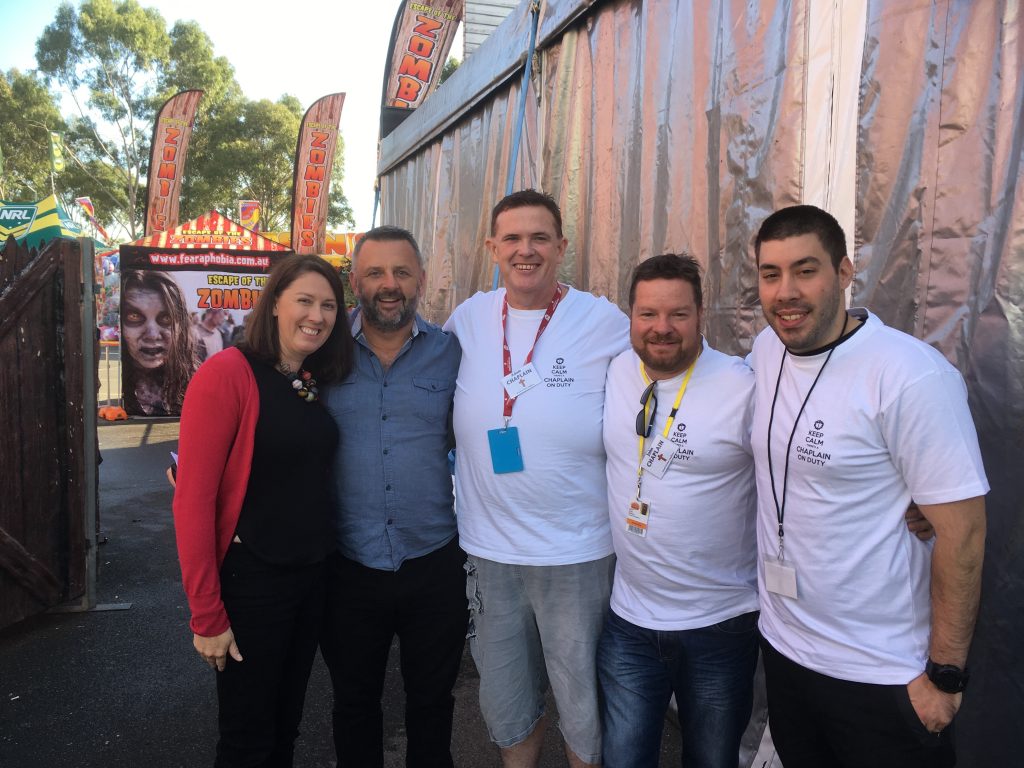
[129, 211, 290, 252]
[0, 194, 111, 253]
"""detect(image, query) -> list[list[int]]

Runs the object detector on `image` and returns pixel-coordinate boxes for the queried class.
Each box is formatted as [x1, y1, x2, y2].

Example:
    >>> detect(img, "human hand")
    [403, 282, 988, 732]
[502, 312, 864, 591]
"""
[907, 672, 960, 733]
[193, 628, 242, 671]
[905, 503, 935, 541]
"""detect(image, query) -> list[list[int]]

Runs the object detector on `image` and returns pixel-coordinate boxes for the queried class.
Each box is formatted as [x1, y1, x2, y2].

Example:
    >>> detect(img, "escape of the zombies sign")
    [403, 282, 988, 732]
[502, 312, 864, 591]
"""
[379, 0, 463, 138]
[118, 210, 290, 416]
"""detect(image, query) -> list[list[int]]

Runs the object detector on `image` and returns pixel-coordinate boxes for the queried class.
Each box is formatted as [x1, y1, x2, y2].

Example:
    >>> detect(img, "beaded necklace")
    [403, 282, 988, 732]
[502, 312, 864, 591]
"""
[278, 363, 319, 402]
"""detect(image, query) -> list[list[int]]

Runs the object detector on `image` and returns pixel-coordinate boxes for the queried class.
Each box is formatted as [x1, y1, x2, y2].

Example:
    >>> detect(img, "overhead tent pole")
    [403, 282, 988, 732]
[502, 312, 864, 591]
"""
[491, 1, 541, 291]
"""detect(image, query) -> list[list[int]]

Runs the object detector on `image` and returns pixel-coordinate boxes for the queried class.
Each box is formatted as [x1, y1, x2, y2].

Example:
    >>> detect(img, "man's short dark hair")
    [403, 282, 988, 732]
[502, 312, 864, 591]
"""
[628, 253, 704, 309]
[490, 189, 563, 238]
[754, 204, 847, 270]
[352, 225, 422, 266]
[242, 253, 354, 385]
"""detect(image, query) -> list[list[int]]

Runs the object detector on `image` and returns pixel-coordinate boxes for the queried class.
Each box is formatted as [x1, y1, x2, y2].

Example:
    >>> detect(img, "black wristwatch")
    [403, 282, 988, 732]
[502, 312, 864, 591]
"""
[926, 658, 969, 694]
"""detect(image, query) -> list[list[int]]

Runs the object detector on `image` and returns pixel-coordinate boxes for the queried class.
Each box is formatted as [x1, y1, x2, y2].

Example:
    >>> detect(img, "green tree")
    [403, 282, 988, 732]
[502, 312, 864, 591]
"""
[36, 0, 170, 238]
[0, 69, 67, 200]
[33, 0, 355, 238]
[439, 56, 461, 84]
[328, 140, 356, 231]
[157, 19, 245, 223]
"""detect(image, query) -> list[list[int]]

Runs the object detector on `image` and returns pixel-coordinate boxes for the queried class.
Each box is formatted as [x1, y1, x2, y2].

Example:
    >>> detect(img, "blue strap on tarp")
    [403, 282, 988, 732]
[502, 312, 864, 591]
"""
[492, 2, 541, 291]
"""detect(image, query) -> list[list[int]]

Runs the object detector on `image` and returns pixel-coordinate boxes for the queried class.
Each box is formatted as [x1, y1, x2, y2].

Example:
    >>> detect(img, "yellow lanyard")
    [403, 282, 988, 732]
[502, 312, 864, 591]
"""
[635, 355, 698, 497]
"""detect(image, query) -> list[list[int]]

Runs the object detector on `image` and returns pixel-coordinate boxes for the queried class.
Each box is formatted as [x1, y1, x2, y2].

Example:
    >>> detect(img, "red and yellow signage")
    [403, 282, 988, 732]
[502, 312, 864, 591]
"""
[144, 90, 203, 235]
[385, 1, 463, 110]
[290, 93, 345, 255]
[239, 200, 262, 232]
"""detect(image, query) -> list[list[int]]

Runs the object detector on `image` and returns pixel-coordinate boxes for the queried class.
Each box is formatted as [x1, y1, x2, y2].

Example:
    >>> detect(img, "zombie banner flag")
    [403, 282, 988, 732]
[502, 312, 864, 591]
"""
[290, 93, 345, 255]
[380, 0, 463, 137]
[144, 90, 203, 235]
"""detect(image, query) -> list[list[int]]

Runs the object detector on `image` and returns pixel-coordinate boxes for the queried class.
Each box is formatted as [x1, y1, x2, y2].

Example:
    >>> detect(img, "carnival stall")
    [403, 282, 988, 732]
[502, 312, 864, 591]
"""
[118, 210, 291, 417]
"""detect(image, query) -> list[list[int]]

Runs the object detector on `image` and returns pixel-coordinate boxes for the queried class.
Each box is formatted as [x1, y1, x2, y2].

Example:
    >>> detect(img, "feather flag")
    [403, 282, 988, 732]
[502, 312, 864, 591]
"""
[75, 196, 110, 242]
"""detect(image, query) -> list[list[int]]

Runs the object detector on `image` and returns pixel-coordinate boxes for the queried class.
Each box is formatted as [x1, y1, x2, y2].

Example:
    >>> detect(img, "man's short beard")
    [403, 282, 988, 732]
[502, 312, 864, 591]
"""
[361, 293, 418, 332]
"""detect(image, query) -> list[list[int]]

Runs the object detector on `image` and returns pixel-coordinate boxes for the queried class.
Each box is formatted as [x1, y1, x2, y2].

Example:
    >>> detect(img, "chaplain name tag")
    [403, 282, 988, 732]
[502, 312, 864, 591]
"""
[642, 436, 674, 479]
[503, 363, 542, 398]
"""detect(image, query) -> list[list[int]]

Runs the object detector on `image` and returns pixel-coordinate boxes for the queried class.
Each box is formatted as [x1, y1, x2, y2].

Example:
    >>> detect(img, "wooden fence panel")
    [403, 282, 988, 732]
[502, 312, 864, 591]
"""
[0, 237, 86, 629]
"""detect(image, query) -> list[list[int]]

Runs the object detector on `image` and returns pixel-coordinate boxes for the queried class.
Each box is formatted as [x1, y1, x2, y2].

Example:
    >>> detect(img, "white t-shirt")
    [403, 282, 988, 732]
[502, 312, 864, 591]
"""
[445, 287, 630, 565]
[749, 309, 989, 684]
[604, 342, 759, 630]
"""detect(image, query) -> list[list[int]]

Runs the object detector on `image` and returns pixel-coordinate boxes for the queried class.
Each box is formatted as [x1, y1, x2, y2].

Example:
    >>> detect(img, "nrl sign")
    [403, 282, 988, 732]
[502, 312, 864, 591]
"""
[0, 203, 38, 241]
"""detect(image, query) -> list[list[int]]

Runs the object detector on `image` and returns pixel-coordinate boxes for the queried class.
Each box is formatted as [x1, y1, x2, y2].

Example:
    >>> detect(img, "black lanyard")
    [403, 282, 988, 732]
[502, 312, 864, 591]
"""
[766, 314, 847, 559]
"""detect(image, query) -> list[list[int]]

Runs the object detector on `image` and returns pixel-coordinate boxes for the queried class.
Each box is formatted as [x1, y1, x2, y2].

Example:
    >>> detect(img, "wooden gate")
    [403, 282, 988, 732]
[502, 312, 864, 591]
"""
[0, 236, 86, 630]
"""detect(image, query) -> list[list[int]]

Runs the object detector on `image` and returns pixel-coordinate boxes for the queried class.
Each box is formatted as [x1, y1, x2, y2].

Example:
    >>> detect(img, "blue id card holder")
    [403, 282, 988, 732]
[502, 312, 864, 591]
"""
[487, 427, 524, 474]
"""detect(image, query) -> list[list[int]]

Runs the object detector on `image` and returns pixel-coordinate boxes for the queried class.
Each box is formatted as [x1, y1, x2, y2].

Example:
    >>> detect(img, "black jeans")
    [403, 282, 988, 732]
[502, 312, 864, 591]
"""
[321, 537, 468, 768]
[214, 543, 325, 768]
[761, 637, 956, 768]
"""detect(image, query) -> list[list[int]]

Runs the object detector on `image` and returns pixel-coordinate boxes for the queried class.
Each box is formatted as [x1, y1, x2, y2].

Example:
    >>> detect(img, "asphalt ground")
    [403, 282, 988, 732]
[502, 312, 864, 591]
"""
[0, 420, 683, 767]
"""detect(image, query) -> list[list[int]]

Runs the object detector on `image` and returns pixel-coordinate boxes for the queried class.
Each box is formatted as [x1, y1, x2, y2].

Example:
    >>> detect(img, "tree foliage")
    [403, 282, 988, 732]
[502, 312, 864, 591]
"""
[440, 56, 461, 85]
[22, 0, 354, 239]
[35, 0, 170, 237]
[0, 69, 66, 200]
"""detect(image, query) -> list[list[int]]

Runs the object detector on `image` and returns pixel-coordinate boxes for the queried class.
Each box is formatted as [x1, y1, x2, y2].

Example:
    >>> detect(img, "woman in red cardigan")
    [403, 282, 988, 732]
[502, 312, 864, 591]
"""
[173, 253, 354, 767]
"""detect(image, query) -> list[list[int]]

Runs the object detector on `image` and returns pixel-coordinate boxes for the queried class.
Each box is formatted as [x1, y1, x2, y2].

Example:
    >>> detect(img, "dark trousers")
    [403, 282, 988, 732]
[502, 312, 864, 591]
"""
[215, 543, 325, 768]
[321, 537, 468, 768]
[761, 637, 956, 768]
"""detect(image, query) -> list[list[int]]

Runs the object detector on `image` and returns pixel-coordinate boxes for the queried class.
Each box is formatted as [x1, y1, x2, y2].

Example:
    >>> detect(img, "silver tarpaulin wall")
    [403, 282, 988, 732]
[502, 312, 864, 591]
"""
[855, 2, 1023, 764]
[378, 1, 1022, 764]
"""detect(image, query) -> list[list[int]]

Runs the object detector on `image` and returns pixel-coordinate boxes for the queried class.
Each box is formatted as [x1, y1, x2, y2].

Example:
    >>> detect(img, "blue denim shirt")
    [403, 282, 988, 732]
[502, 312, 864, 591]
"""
[323, 311, 460, 570]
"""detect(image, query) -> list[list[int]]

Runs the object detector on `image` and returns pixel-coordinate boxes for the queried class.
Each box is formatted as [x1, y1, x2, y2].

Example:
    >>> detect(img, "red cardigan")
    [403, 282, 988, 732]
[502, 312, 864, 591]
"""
[172, 347, 260, 636]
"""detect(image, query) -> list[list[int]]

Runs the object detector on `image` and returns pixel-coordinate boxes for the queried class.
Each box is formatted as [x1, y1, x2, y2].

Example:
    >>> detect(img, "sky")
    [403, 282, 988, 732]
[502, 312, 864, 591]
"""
[1, 0, 458, 231]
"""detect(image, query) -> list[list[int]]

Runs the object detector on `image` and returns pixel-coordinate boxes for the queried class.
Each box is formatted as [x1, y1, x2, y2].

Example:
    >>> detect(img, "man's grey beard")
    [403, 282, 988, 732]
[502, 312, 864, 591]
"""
[360, 292, 418, 332]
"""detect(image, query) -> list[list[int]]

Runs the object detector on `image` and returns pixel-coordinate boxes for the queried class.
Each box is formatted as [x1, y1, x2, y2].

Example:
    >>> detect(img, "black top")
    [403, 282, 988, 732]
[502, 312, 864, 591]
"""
[235, 353, 339, 565]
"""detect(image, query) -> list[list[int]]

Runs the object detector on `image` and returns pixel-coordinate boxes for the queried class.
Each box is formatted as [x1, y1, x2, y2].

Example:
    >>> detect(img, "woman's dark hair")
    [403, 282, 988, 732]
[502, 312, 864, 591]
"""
[121, 269, 198, 413]
[242, 253, 354, 384]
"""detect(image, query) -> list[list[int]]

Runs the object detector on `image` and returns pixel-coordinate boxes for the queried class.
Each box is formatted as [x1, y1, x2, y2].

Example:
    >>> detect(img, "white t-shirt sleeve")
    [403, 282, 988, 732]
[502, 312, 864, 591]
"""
[880, 367, 989, 505]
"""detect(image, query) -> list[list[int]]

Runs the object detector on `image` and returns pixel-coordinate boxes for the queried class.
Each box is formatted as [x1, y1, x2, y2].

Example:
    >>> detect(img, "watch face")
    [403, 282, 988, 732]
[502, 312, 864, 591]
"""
[928, 661, 968, 693]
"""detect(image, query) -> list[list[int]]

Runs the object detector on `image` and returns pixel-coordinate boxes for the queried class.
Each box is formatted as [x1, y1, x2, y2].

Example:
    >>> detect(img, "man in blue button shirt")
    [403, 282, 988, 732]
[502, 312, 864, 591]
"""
[322, 225, 466, 767]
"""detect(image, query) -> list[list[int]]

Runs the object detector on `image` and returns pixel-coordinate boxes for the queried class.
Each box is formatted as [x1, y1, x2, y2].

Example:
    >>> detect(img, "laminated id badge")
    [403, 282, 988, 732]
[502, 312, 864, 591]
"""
[626, 499, 651, 537]
[487, 426, 524, 474]
[764, 557, 798, 599]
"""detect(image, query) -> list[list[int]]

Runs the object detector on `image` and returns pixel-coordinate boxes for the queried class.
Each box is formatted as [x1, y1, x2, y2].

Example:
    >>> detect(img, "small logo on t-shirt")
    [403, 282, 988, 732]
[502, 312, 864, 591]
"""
[545, 356, 575, 389]
[669, 422, 694, 461]
[797, 418, 831, 467]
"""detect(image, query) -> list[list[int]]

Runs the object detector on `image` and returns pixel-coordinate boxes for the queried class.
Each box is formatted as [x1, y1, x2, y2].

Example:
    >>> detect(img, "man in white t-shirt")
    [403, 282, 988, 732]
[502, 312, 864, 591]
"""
[599, 254, 759, 768]
[750, 204, 988, 768]
[444, 190, 629, 768]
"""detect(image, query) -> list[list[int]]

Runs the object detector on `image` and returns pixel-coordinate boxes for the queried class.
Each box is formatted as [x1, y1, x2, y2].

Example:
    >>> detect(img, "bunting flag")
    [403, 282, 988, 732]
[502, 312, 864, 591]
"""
[75, 196, 110, 242]
[290, 93, 345, 255]
[49, 132, 65, 173]
[143, 90, 203, 235]
[380, 0, 463, 138]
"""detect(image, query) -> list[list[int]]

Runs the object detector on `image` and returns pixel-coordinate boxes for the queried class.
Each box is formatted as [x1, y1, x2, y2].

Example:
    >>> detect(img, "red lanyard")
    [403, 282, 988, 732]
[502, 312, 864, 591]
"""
[501, 284, 564, 419]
